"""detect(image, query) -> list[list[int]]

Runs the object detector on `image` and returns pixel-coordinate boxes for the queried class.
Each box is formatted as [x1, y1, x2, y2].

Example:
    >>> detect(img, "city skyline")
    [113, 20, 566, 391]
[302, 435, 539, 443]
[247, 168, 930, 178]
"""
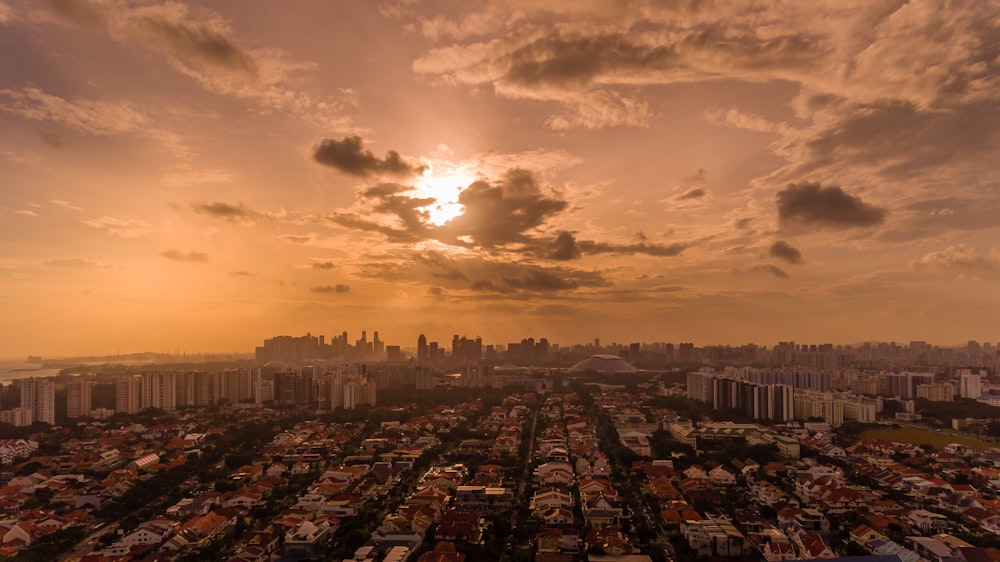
[3, 2, 1000, 357]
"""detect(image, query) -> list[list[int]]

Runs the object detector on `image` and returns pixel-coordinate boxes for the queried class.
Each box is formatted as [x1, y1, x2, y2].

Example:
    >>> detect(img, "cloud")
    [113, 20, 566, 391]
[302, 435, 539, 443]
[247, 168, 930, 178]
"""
[752, 264, 789, 279]
[43, 0, 354, 128]
[576, 239, 688, 258]
[413, 18, 827, 129]
[310, 260, 337, 270]
[440, 169, 567, 247]
[329, 169, 568, 249]
[675, 188, 706, 201]
[80, 216, 151, 238]
[704, 108, 786, 134]
[312, 284, 350, 294]
[160, 249, 208, 262]
[909, 245, 1000, 275]
[777, 182, 887, 229]
[14, 209, 38, 217]
[190, 201, 260, 223]
[0, 88, 147, 136]
[129, 8, 257, 77]
[492, 269, 577, 292]
[280, 234, 314, 244]
[549, 231, 582, 261]
[769, 240, 803, 264]
[229, 270, 255, 277]
[42, 257, 111, 269]
[355, 249, 609, 295]
[313, 136, 424, 177]
[51, 199, 83, 211]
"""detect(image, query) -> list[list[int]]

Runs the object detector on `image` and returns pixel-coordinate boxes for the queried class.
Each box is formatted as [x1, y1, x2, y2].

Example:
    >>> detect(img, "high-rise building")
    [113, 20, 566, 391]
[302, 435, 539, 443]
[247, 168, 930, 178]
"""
[19, 378, 55, 425]
[220, 368, 258, 405]
[116, 376, 140, 414]
[343, 380, 360, 409]
[686, 371, 714, 403]
[329, 373, 344, 409]
[959, 370, 983, 399]
[141, 372, 177, 411]
[66, 379, 92, 419]
[417, 334, 429, 363]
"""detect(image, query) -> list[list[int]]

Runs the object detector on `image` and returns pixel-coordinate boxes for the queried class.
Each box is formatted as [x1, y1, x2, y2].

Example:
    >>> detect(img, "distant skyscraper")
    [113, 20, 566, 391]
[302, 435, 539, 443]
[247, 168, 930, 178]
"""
[19, 378, 54, 425]
[116, 376, 140, 414]
[417, 334, 428, 363]
[66, 379, 92, 419]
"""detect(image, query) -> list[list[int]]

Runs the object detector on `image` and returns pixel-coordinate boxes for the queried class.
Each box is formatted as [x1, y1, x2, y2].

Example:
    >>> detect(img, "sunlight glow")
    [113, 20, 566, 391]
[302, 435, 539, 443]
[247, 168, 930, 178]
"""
[413, 166, 476, 226]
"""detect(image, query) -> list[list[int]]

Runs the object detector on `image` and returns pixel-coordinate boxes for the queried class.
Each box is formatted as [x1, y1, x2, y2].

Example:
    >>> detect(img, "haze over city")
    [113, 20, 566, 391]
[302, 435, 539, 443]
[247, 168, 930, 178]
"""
[2, 1, 1000, 358]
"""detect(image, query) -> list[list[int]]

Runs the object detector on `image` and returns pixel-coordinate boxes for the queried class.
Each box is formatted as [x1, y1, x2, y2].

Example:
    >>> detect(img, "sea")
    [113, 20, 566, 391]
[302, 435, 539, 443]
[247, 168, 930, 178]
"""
[0, 358, 65, 384]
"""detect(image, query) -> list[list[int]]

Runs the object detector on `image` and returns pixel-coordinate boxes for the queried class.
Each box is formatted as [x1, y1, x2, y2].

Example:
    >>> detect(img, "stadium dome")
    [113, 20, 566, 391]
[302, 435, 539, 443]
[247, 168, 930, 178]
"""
[569, 354, 638, 373]
[260, 361, 287, 380]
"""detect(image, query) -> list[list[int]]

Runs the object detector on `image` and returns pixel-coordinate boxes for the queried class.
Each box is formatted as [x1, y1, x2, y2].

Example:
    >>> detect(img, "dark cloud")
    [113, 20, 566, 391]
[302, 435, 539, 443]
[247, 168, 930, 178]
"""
[544, 231, 689, 260]
[676, 188, 706, 200]
[549, 231, 582, 261]
[135, 13, 258, 76]
[428, 286, 446, 296]
[229, 270, 255, 277]
[161, 249, 208, 262]
[332, 169, 566, 248]
[312, 284, 350, 294]
[497, 269, 577, 292]
[786, 99, 1000, 182]
[734, 218, 753, 230]
[311, 261, 336, 270]
[777, 182, 887, 228]
[280, 235, 313, 244]
[313, 136, 424, 177]
[502, 30, 824, 91]
[752, 264, 789, 278]
[440, 169, 567, 247]
[413, 252, 469, 281]
[356, 250, 609, 295]
[191, 201, 258, 221]
[577, 239, 688, 257]
[769, 240, 803, 264]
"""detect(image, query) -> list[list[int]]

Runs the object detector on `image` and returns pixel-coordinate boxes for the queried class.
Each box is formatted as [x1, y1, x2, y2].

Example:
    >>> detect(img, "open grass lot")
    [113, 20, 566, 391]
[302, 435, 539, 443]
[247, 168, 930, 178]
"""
[860, 426, 996, 452]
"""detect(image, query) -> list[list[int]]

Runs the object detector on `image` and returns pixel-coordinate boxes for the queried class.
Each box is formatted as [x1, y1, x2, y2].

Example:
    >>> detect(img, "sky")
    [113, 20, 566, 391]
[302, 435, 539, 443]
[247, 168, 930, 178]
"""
[2, 0, 999, 357]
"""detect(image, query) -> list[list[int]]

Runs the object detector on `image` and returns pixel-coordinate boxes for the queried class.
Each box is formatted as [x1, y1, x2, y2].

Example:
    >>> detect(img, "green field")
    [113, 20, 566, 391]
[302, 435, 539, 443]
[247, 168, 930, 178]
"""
[859, 426, 996, 452]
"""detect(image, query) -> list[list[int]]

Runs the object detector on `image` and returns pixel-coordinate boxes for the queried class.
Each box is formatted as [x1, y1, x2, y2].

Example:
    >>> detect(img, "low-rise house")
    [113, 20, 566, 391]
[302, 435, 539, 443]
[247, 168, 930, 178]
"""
[284, 520, 330, 556]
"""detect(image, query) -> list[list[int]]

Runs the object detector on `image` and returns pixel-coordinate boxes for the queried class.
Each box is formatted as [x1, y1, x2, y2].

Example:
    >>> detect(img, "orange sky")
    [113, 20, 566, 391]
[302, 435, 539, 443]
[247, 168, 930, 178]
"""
[2, 1, 999, 356]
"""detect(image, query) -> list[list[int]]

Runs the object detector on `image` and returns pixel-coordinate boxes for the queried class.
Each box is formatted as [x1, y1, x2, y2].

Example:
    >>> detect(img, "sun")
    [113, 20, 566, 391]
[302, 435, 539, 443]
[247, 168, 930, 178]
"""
[413, 167, 476, 226]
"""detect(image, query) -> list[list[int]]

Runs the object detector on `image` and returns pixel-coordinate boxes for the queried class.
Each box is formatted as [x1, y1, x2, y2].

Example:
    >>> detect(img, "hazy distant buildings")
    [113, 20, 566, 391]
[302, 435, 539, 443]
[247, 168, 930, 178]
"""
[686, 371, 714, 402]
[0, 407, 33, 427]
[917, 382, 955, 402]
[256, 331, 388, 364]
[19, 377, 54, 425]
[687, 371, 793, 422]
[66, 379, 92, 419]
[116, 376, 140, 414]
[141, 372, 177, 411]
[959, 369, 983, 399]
